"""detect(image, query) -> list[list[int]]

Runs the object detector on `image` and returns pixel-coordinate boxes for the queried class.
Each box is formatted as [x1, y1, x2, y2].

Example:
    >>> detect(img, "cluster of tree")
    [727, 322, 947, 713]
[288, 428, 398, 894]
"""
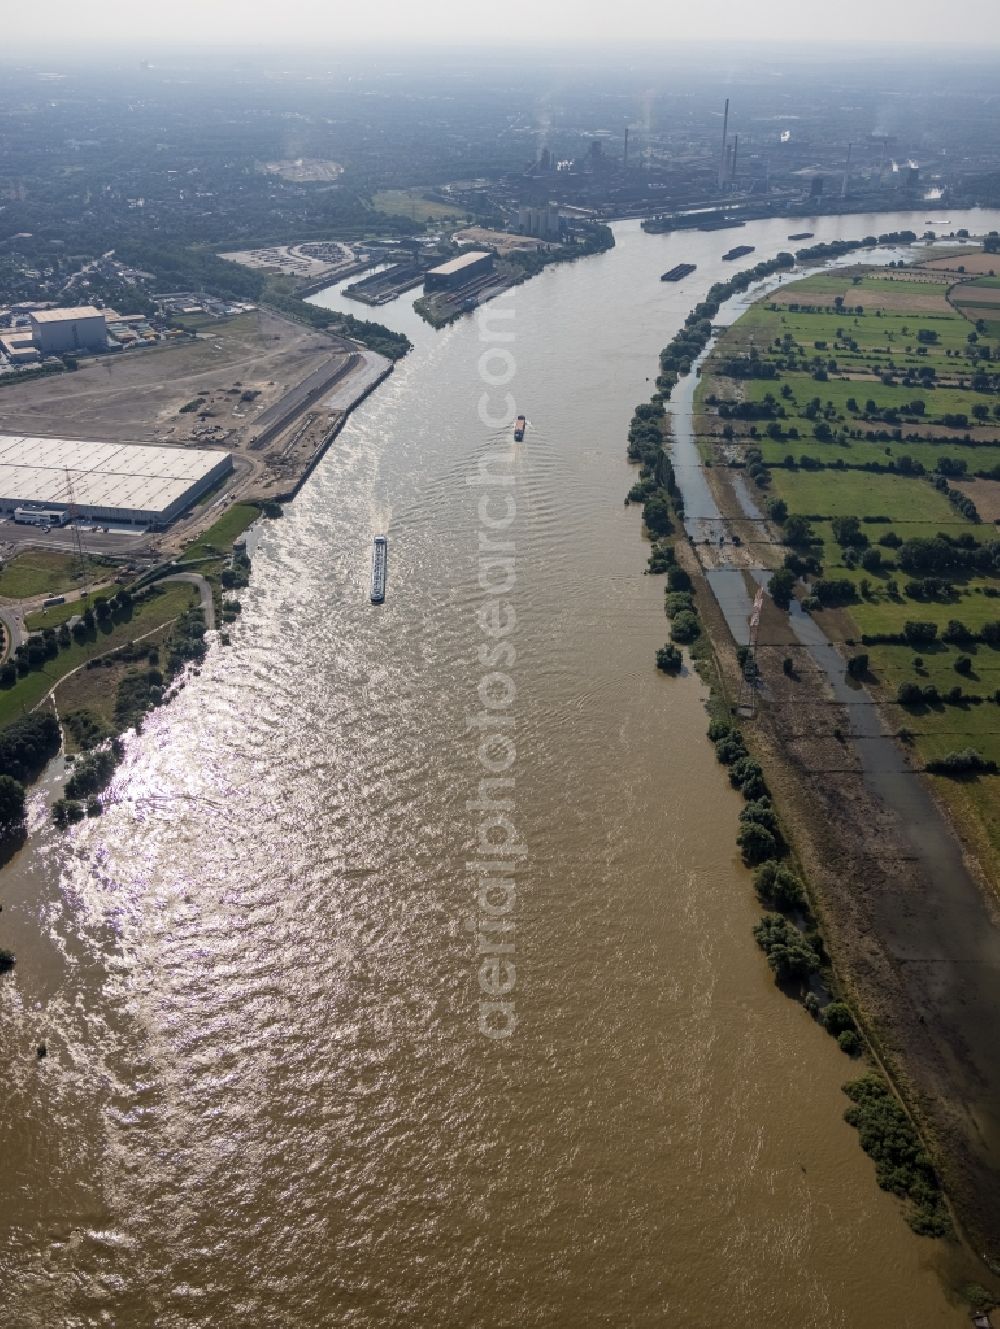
[0, 711, 61, 784]
[165, 608, 208, 677]
[115, 668, 166, 732]
[812, 578, 857, 607]
[662, 567, 701, 648]
[646, 541, 675, 575]
[929, 473, 980, 524]
[903, 577, 955, 602]
[0, 589, 140, 689]
[711, 722, 770, 804]
[898, 534, 999, 576]
[901, 617, 1000, 645]
[63, 742, 122, 802]
[753, 914, 821, 983]
[717, 356, 780, 380]
[831, 516, 868, 549]
[842, 1073, 950, 1236]
[896, 681, 979, 708]
[657, 318, 713, 387]
[655, 644, 683, 673]
[626, 402, 666, 467]
[794, 234, 913, 264]
[768, 566, 797, 610]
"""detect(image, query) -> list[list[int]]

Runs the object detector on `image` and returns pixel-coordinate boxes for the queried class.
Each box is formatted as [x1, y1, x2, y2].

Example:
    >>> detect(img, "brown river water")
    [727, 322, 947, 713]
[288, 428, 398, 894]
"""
[5, 209, 1000, 1327]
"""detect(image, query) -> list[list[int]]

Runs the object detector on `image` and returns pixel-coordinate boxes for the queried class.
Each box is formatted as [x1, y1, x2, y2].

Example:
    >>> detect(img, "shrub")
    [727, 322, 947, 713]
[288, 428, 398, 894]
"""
[0, 774, 25, 835]
[823, 1002, 856, 1036]
[837, 1030, 862, 1056]
[753, 860, 806, 910]
[0, 711, 61, 783]
[753, 914, 820, 981]
[667, 565, 692, 593]
[670, 610, 701, 645]
[903, 620, 937, 645]
[737, 820, 778, 866]
[664, 591, 694, 619]
[729, 755, 763, 790]
[739, 798, 780, 837]
[714, 734, 747, 766]
[655, 644, 682, 673]
[647, 543, 675, 574]
[842, 1073, 949, 1237]
[769, 567, 796, 610]
[813, 578, 856, 606]
[926, 748, 998, 775]
[730, 759, 769, 801]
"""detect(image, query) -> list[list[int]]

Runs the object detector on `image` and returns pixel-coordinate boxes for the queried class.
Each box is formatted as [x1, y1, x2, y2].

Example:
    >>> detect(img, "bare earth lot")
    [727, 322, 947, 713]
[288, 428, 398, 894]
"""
[0, 311, 345, 445]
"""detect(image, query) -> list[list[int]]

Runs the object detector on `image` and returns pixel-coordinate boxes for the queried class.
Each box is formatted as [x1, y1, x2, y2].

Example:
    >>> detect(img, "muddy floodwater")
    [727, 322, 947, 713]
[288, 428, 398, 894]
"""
[6, 209, 1000, 1327]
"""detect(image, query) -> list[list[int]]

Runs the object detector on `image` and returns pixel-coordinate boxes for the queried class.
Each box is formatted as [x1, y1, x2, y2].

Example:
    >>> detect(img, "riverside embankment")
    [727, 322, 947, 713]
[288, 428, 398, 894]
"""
[5, 212, 1000, 1328]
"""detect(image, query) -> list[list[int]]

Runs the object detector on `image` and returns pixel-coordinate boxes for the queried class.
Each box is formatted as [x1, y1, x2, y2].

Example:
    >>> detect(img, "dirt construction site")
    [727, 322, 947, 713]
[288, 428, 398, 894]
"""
[0, 310, 391, 560]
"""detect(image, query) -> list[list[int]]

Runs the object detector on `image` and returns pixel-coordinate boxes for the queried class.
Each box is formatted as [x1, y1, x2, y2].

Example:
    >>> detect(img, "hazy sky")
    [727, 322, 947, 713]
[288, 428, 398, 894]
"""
[4, 0, 1000, 49]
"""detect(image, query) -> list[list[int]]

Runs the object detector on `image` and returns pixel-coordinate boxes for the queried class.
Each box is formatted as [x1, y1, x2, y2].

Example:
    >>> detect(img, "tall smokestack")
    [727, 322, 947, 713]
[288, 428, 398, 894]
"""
[841, 142, 853, 200]
[624, 126, 629, 170]
[718, 98, 730, 189]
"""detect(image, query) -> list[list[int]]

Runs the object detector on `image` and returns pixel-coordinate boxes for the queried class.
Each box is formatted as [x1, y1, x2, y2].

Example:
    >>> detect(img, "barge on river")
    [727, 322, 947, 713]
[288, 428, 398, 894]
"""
[514, 414, 526, 442]
[370, 534, 388, 604]
[787, 231, 814, 241]
[722, 244, 755, 261]
[661, 263, 697, 282]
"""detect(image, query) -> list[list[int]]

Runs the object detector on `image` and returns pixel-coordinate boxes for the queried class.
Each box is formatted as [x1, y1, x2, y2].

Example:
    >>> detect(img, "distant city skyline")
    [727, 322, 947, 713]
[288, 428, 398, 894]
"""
[3, 0, 1000, 50]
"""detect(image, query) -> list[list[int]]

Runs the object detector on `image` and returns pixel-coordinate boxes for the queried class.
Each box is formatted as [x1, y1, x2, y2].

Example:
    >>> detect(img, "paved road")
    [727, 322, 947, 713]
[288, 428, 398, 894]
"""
[0, 605, 24, 655]
[161, 572, 215, 630]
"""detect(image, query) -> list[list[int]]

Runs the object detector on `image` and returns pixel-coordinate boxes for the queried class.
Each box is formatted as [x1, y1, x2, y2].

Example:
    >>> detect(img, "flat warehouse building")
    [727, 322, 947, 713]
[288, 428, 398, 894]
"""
[423, 251, 494, 292]
[29, 306, 108, 355]
[0, 435, 233, 527]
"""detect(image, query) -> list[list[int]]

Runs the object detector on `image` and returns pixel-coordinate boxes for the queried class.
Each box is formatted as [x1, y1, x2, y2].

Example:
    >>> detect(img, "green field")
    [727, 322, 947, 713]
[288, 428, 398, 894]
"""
[754, 436, 1000, 474]
[0, 583, 196, 729]
[769, 468, 965, 522]
[745, 373, 999, 424]
[372, 189, 465, 223]
[0, 550, 91, 600]
[179, 503, 259, 562]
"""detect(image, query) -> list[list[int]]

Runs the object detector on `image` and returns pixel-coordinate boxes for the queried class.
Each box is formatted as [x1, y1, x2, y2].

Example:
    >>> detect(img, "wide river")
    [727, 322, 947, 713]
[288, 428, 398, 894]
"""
[5, 208, 1000, 1328]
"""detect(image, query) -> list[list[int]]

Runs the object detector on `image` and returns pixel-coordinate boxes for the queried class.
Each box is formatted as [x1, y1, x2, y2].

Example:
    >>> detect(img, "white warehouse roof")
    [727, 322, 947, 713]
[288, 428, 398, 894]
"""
[0, 435, 232, 526]
[28, 306, 105, 323]
[427, 251, 491, 276]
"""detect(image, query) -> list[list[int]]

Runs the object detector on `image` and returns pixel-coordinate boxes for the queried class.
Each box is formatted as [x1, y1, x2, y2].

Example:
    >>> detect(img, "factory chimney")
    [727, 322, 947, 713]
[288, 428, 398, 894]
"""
[841, 143, 853, 200]
[718, 98, 730, 190]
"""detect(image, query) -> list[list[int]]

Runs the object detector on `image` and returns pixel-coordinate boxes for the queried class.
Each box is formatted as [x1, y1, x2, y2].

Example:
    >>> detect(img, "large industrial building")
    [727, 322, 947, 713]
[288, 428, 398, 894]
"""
[28, 306, 108, 356]
[423, 251, 494, 293]
[0, 436, 232, 528]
